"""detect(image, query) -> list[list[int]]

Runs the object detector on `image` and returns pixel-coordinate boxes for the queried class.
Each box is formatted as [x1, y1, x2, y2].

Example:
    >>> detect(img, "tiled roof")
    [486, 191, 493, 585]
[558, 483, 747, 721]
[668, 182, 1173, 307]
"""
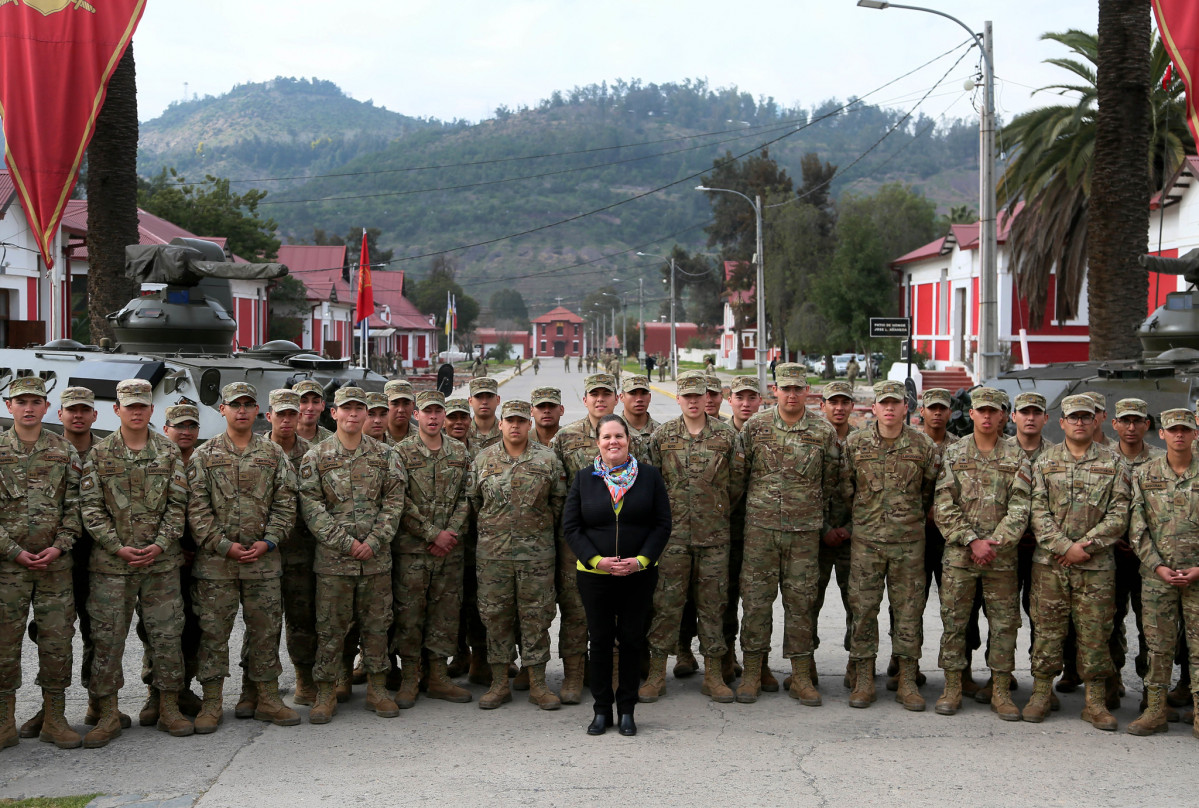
[531, 305, 584, 324]
[63, 201, 248, 262]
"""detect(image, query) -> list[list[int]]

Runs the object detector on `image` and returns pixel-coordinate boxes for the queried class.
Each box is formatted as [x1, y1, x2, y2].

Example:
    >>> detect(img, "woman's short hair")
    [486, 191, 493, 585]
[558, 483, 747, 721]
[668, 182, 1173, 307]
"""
[596, 413, 629, 438]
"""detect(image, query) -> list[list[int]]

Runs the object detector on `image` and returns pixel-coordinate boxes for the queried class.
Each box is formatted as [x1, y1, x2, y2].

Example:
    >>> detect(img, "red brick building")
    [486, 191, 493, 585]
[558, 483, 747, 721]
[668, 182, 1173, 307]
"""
[531, 306, 584, 357]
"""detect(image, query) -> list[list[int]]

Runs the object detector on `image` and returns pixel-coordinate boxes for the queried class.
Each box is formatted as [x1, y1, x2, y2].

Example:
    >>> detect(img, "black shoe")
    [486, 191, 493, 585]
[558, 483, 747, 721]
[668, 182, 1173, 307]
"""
[618, 713, 637, 736]
[587, 712, 612, 736]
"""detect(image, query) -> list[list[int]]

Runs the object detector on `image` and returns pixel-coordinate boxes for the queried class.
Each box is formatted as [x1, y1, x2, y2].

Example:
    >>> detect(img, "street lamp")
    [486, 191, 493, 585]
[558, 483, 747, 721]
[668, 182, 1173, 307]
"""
[637, 251, 678, 379]
[694, 185, 767, 393]
[614, 277, 645, 366]
[857, 0, 997, 383]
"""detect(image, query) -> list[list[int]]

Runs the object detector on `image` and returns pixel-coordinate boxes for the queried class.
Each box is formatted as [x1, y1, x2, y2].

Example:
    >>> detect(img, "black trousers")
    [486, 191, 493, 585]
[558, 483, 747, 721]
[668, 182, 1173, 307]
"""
[577, 567, 658, 716]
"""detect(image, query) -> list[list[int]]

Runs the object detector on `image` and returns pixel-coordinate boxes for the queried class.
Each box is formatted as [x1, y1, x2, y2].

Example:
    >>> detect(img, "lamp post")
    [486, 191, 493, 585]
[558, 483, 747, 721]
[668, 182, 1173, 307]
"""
[637, 252, 678, 379]
[694, 186, 767, 392]
[857, 0, 997, 383]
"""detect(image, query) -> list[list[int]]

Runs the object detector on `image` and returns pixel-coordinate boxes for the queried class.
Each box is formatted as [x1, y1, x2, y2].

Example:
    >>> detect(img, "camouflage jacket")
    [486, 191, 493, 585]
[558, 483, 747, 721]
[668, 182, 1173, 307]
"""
[552, 417, 601, 479]
[1005, 435, 1053, 466]
[648, 415, 745, 547]
[934, 435, 1032, 570]
[626, 415, 660, 466]
[0, 429, 82, 572]
[187, 432, 297, 580]
[81, 430, 189, 575]
[531, 428, 560, 448]
[1130, 455, 1199, 575]
[842, 423, 939, 542]
[1030, 442, 1131, 571]
[298, 434, 407, 576]
[277, 435, 313, 568]
[739, 407, 838, 534]
[470, 441, 566, 562]
[394, 434, 473, 555]
[468, 420, 502, 455]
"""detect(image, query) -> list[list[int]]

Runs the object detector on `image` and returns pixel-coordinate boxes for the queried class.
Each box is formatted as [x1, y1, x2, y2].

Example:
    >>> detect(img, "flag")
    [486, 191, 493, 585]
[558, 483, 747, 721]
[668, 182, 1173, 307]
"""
[1155, 0, 1199, 142]
[445, 291, 452, 337]
[452, 294, 458, 330]
[354, 229, 373, 323]
[0, 0, 147, 269]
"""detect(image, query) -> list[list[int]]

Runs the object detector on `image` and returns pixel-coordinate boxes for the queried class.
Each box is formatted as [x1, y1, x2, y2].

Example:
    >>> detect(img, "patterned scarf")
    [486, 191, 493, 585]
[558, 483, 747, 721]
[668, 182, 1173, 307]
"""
[593, 454, 639, 504]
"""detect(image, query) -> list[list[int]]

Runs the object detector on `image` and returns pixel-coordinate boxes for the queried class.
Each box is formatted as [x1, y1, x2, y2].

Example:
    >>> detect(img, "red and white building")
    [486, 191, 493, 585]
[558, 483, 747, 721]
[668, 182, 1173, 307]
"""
[531, 306, 585, 357]
[477, 328, 532, 359]
[642, 321, 700, 357]
[718, 260, 759, 368]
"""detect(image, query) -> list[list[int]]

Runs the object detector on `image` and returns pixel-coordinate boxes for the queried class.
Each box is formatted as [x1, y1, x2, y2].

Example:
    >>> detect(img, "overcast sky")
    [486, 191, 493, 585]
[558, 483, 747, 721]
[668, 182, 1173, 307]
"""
[132, 0, 1102, 128]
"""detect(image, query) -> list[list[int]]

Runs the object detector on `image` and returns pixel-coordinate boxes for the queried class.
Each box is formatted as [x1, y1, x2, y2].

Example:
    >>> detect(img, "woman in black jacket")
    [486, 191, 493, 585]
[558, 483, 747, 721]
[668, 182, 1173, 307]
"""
[562, 413, 671, 736]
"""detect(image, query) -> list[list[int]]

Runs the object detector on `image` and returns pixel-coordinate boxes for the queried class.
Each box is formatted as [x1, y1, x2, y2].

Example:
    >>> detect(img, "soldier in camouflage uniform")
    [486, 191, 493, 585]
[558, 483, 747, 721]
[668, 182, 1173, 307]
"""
[721, 375, 763, 682]
[364, 392, 390, 441]
[298, 386, 407, 724]
[703, 374, 726, 421]
[392, 391, 474, 708]
[187, 383, 299, 733]
[1023, 394, 1131, 730]
[471, 400, 567, 711]
[444, 398, 472, 444]
[531, 387, 565, 447]
[843, 380, 939, 711]
[463, 379, 504, 686]
[639, 372, 745, 704]
[932, 387, 1031, 720]
[620, 375, 659, 465]
[384, 379, 416, 445]
[736, 364, 837, 706]
[0, 377, 84, 750]
[468, 377, 502, 452]
[80, 379, 193, 746]
[445, 396, 486, 681]
[814, 381, 855, 690]
[293, 379, 333, 444]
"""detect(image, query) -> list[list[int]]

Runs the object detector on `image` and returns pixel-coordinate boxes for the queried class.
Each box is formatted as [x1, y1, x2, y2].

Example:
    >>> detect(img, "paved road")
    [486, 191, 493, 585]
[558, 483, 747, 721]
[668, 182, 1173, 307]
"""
[3, 359, 1193, 807]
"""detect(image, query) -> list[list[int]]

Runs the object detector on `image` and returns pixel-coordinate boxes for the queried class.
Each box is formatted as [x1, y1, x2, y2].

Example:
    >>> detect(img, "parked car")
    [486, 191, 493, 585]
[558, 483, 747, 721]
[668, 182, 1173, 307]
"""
[833, 353, 856, 375]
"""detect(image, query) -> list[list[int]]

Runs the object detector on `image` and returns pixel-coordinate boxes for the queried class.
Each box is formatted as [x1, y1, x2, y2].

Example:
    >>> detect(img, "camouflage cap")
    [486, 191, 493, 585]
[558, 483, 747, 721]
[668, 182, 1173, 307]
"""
[584, 373, 616, 394]
[704, 374, 723, 393]
[6, 376, 47, 399]
[531, 387, 562, 406]
[922, 388, 952, 408]
[59, 386, 94, 408]
[1161, 408, 1197, 429]
[366, 392, 389, 410]
[165, 403, 200, 426]
[873, 380, 906, 402]
[1114, 398, 1149, 419]
[1083, 391, 1107, 412]
[730, 376, 761, 394]
[1060, 394, 1096, 416]
[500, 400, 532, 421]
[1013, 392, 1047, 412]
[621, 374, 651, 394]
[333, 386, 368, 407]
[384, 379, 415, 402]
[969, 386, 1005, 409]
[268, 389, 301, 413]
[444, 397, 471, 416]
[415, 390, 445, 411]
[677, 371, 708, 395]
[774, 363, 807, 386]
[292, 379, 325, 398]
[115, 378, 153, 406]
[822, 380, 854, 400]
[221, 381, 257, 404]
[469, 377, 498, 396]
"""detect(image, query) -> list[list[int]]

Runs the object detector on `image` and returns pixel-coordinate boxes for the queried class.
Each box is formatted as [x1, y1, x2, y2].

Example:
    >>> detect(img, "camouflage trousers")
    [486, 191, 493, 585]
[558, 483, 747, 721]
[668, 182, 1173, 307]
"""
[88, 570, 184, 697]
[555, 537, 588, 657]
[938, 564, 1019, 673]
[281, 562, 318, 666]
[647, 542, 728, 658]
[739, 529, 818, 659]
[814, 538, 852, 652]
[313, 573, 392, 683]
[477, 558, 555, 667]
[392, 551, 464, 660]
[137, 563, 201, 686]
[0, 565, 74, 693]
[1140, 573, 1199, 692]
[1030, 562, 1114, 680]
[26, 532, 94, 687]
[193, 577, 283, 683]
[848, 538, 926, 661]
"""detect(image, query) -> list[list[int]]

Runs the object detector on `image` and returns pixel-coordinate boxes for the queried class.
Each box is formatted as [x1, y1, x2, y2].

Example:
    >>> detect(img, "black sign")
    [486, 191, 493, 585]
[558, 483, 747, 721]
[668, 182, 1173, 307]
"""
[870, 317, 911, 338]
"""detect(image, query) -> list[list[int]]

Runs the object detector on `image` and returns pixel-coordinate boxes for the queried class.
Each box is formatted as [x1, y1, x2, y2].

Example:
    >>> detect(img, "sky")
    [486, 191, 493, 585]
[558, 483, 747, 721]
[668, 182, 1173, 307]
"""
[132, 0, 1103, 128]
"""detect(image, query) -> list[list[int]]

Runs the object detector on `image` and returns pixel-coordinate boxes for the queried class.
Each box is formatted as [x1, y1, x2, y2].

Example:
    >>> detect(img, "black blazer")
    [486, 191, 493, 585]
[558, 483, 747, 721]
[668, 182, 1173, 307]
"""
[562, 464, 672, 569]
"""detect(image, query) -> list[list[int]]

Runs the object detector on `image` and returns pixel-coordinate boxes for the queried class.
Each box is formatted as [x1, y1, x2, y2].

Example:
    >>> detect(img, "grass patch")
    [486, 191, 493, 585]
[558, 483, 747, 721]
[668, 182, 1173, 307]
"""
[0, 795, 103, 808]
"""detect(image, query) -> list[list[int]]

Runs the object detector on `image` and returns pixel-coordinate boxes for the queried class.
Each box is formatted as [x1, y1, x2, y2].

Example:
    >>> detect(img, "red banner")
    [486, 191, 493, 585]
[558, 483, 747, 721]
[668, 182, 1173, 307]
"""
[0, 0, 147, 269]
[1155, 0, 1199, 143]
[355, 230, 374, 323]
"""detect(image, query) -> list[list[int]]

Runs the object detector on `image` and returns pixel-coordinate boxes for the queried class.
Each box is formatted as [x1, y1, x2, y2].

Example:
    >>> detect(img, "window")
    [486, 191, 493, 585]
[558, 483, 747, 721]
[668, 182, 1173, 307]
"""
[541, 324, 547, 335]
[573, 341, 579, 352]
[556, 324, 564, 336]
[540, 340, 547, 352]
[573, 324, 579, 336]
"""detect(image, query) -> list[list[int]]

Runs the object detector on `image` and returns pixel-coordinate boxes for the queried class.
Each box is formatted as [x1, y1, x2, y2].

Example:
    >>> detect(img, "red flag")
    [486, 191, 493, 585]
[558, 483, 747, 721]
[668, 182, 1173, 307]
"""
[0, 0, 147, 269]
[355, 230, 374, 323]
[1155, 0, 1199, 142]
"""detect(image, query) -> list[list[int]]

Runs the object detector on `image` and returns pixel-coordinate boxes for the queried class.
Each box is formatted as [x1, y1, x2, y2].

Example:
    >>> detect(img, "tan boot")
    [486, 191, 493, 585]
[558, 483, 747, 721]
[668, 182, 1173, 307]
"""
[961, 669, 981, 699]
[721, 649, 738, 684]
[973, 675, 994, 704]
[735, 654, 762, 704]
[1193, 695, 1199, 739]
[426, 658, 472, 703]
[478, 664, 512, 710]
[896, 657, 925, 712]
[1127, 684, 1169, 736]
[527, 664, 561, 711]
[17, 705, 43, 739]
[82, 694, 122, 748]
[194, 680, 223, 734]
[673, 647, 698, 678]
[1168, 674, 1191, 707]
[560, 654, 585, 705]
[638, 655, 667, 703]
[760, 655, 779, 693]
[788, 657, 821, 707]
[157, 689, 195, 737]
[138, 686, 160, 727]
[177, 682, 203, 717]
[293, 664, 316, 707]
[935, 670, 963, 716]
[308, 682, 337, 724]
[255, 679, 300, 726]
[885, 654, 900, 691]
[37, 689, 81, 749]
[701, 657, 735, 703]
[990, 672, 1021, 721]
[235, 675, 258, 719]
[365, 673, 399, 718]
[468, 647, 491, 686]
[334, 669, 352, 703]
[1021, 676, 1053, 722]
[89, 693, 129, 728]
[849, 657, 877, 709]
[1081, 678, 1118, 731]
[843, 660, 856, 690]
[0, 692, 16, 749]
[395, 658, 421, 709]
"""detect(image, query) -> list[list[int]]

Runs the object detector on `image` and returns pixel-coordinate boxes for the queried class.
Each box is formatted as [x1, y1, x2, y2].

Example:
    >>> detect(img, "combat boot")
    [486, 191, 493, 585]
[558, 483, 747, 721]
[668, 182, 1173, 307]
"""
[849, 657, 877, 709]
[36, 689, 80, 749]
[157, 689, 195, 737]
[990, 672, 1021, 721]
[308, 682, 337, 724]
[255, 679, 300, 726]
[527, 664, 561, 711]
[935, 670, 962, 716]
[468, 647, 491, 686]
[395, 657, 421, 709]
[194, 680, 223, 734]
[760, 655, 779, 692]
[0, 692, 16, 749]
[1127, 685, 1168, 736]
[639, 655, 667, 703]
[961, 655, 980, 699]
[701, 657, 735, 703]
[673, 647, 698, 678]
[1168, 670, 1191, 707]
[1105, 674, 1123, 711]
[17, 705, 43, 739]
[735, 654, 763, 704]
[292, 664, 316, 707]
[1056, 667, 1081, 693]
[138, 686, 160, 726]
[788, 657, 821, 707]
[1021, 676, 1054, 723]
[334, 668, 352, 703]
[721, 649, 738, 684]
[447, 651, 469, 679]
[82, 694, 122, 748]
[843, 660, 856, 690]
[896, 657, 926, 712]
[235, 674, 258, 718]
[559, 654, 585, 705]
[89, 693, 130, 729]
[973, 675, 993, 704]
[177, 681, 202, 718]
[426, 658, 472, 703]
[511, 666, 530, 691]
[479, 664, 512, 710]
[1193, 695, 1199, 739]
[365, 673, 400, 718]
[1080, 678, 1118, 731]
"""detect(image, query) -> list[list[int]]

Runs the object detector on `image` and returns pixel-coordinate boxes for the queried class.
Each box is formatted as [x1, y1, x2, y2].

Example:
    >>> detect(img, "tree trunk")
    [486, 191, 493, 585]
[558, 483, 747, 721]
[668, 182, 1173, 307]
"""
[86, 45, 140, 345]
[1087, 0, 1151, 360]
